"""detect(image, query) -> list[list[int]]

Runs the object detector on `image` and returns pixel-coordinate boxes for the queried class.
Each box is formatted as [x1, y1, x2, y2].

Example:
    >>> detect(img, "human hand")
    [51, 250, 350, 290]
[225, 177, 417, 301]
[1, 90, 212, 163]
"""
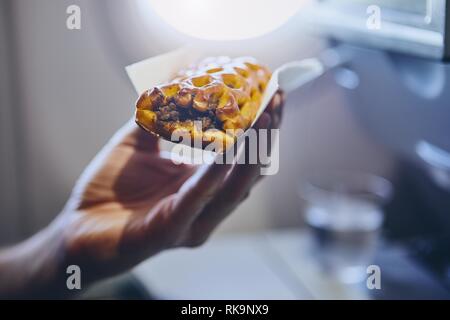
[0, 91, 284, 297]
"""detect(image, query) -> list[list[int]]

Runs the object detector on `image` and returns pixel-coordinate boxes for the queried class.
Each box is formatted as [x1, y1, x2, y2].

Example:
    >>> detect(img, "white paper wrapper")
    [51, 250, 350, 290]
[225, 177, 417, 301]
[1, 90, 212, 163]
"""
[126, 47, 323, 152]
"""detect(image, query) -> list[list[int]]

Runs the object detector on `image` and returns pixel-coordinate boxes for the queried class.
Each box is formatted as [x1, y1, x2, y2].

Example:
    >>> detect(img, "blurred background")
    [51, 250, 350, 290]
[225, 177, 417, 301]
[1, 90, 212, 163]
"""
[0, 0, 449, 299]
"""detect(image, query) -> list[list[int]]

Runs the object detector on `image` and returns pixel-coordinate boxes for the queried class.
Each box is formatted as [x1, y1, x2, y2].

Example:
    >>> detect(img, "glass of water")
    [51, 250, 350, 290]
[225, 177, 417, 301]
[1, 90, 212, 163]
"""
[298, 171, 393, 284]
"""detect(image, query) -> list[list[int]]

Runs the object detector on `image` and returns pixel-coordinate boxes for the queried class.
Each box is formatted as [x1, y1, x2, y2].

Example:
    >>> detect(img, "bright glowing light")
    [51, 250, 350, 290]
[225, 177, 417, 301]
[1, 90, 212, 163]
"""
[140, 0, 304, 40]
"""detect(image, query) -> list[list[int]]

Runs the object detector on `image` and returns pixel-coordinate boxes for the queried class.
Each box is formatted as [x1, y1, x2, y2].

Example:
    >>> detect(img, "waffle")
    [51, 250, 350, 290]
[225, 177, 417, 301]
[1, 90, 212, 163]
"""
[135, 56, 272, 151]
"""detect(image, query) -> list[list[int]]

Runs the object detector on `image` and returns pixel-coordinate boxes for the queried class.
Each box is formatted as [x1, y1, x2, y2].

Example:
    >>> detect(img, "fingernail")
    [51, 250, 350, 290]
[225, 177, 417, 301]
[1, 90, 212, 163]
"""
[273, 94, 281, 107]
[269, 94, 281, 112]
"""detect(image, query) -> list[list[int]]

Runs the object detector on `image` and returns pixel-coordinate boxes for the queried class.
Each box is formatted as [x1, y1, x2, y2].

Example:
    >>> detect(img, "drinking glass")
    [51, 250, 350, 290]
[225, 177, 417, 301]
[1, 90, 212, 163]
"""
[298, 171, 393, 284]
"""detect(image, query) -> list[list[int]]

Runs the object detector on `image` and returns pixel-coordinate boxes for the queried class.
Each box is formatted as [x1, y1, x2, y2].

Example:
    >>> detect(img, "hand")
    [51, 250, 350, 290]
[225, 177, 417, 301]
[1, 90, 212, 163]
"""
[0, 92, 284, 298]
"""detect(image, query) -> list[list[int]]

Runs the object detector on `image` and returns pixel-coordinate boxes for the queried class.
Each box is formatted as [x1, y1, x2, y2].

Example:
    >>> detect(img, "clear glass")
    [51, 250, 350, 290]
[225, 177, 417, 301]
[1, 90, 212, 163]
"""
[298, 171, 393, 284]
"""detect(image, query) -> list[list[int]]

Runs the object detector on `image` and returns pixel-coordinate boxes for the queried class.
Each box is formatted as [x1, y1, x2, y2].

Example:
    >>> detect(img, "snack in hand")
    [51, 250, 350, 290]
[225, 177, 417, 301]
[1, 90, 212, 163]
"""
[135, 56, 272, 151]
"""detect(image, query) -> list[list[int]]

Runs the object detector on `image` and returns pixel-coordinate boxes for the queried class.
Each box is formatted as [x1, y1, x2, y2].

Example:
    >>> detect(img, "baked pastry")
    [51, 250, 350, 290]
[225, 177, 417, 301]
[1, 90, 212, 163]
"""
[135, 56, 272, 151]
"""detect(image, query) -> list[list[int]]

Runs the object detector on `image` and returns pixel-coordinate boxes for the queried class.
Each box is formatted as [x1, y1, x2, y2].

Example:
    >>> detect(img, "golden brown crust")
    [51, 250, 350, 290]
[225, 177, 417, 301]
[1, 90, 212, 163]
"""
[135, 56, 271, 151]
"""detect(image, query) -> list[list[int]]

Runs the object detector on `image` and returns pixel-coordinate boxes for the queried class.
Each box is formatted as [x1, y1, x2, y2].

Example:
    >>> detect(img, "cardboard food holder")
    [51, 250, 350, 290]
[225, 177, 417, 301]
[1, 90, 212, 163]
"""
[126, 47, 324, 155]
